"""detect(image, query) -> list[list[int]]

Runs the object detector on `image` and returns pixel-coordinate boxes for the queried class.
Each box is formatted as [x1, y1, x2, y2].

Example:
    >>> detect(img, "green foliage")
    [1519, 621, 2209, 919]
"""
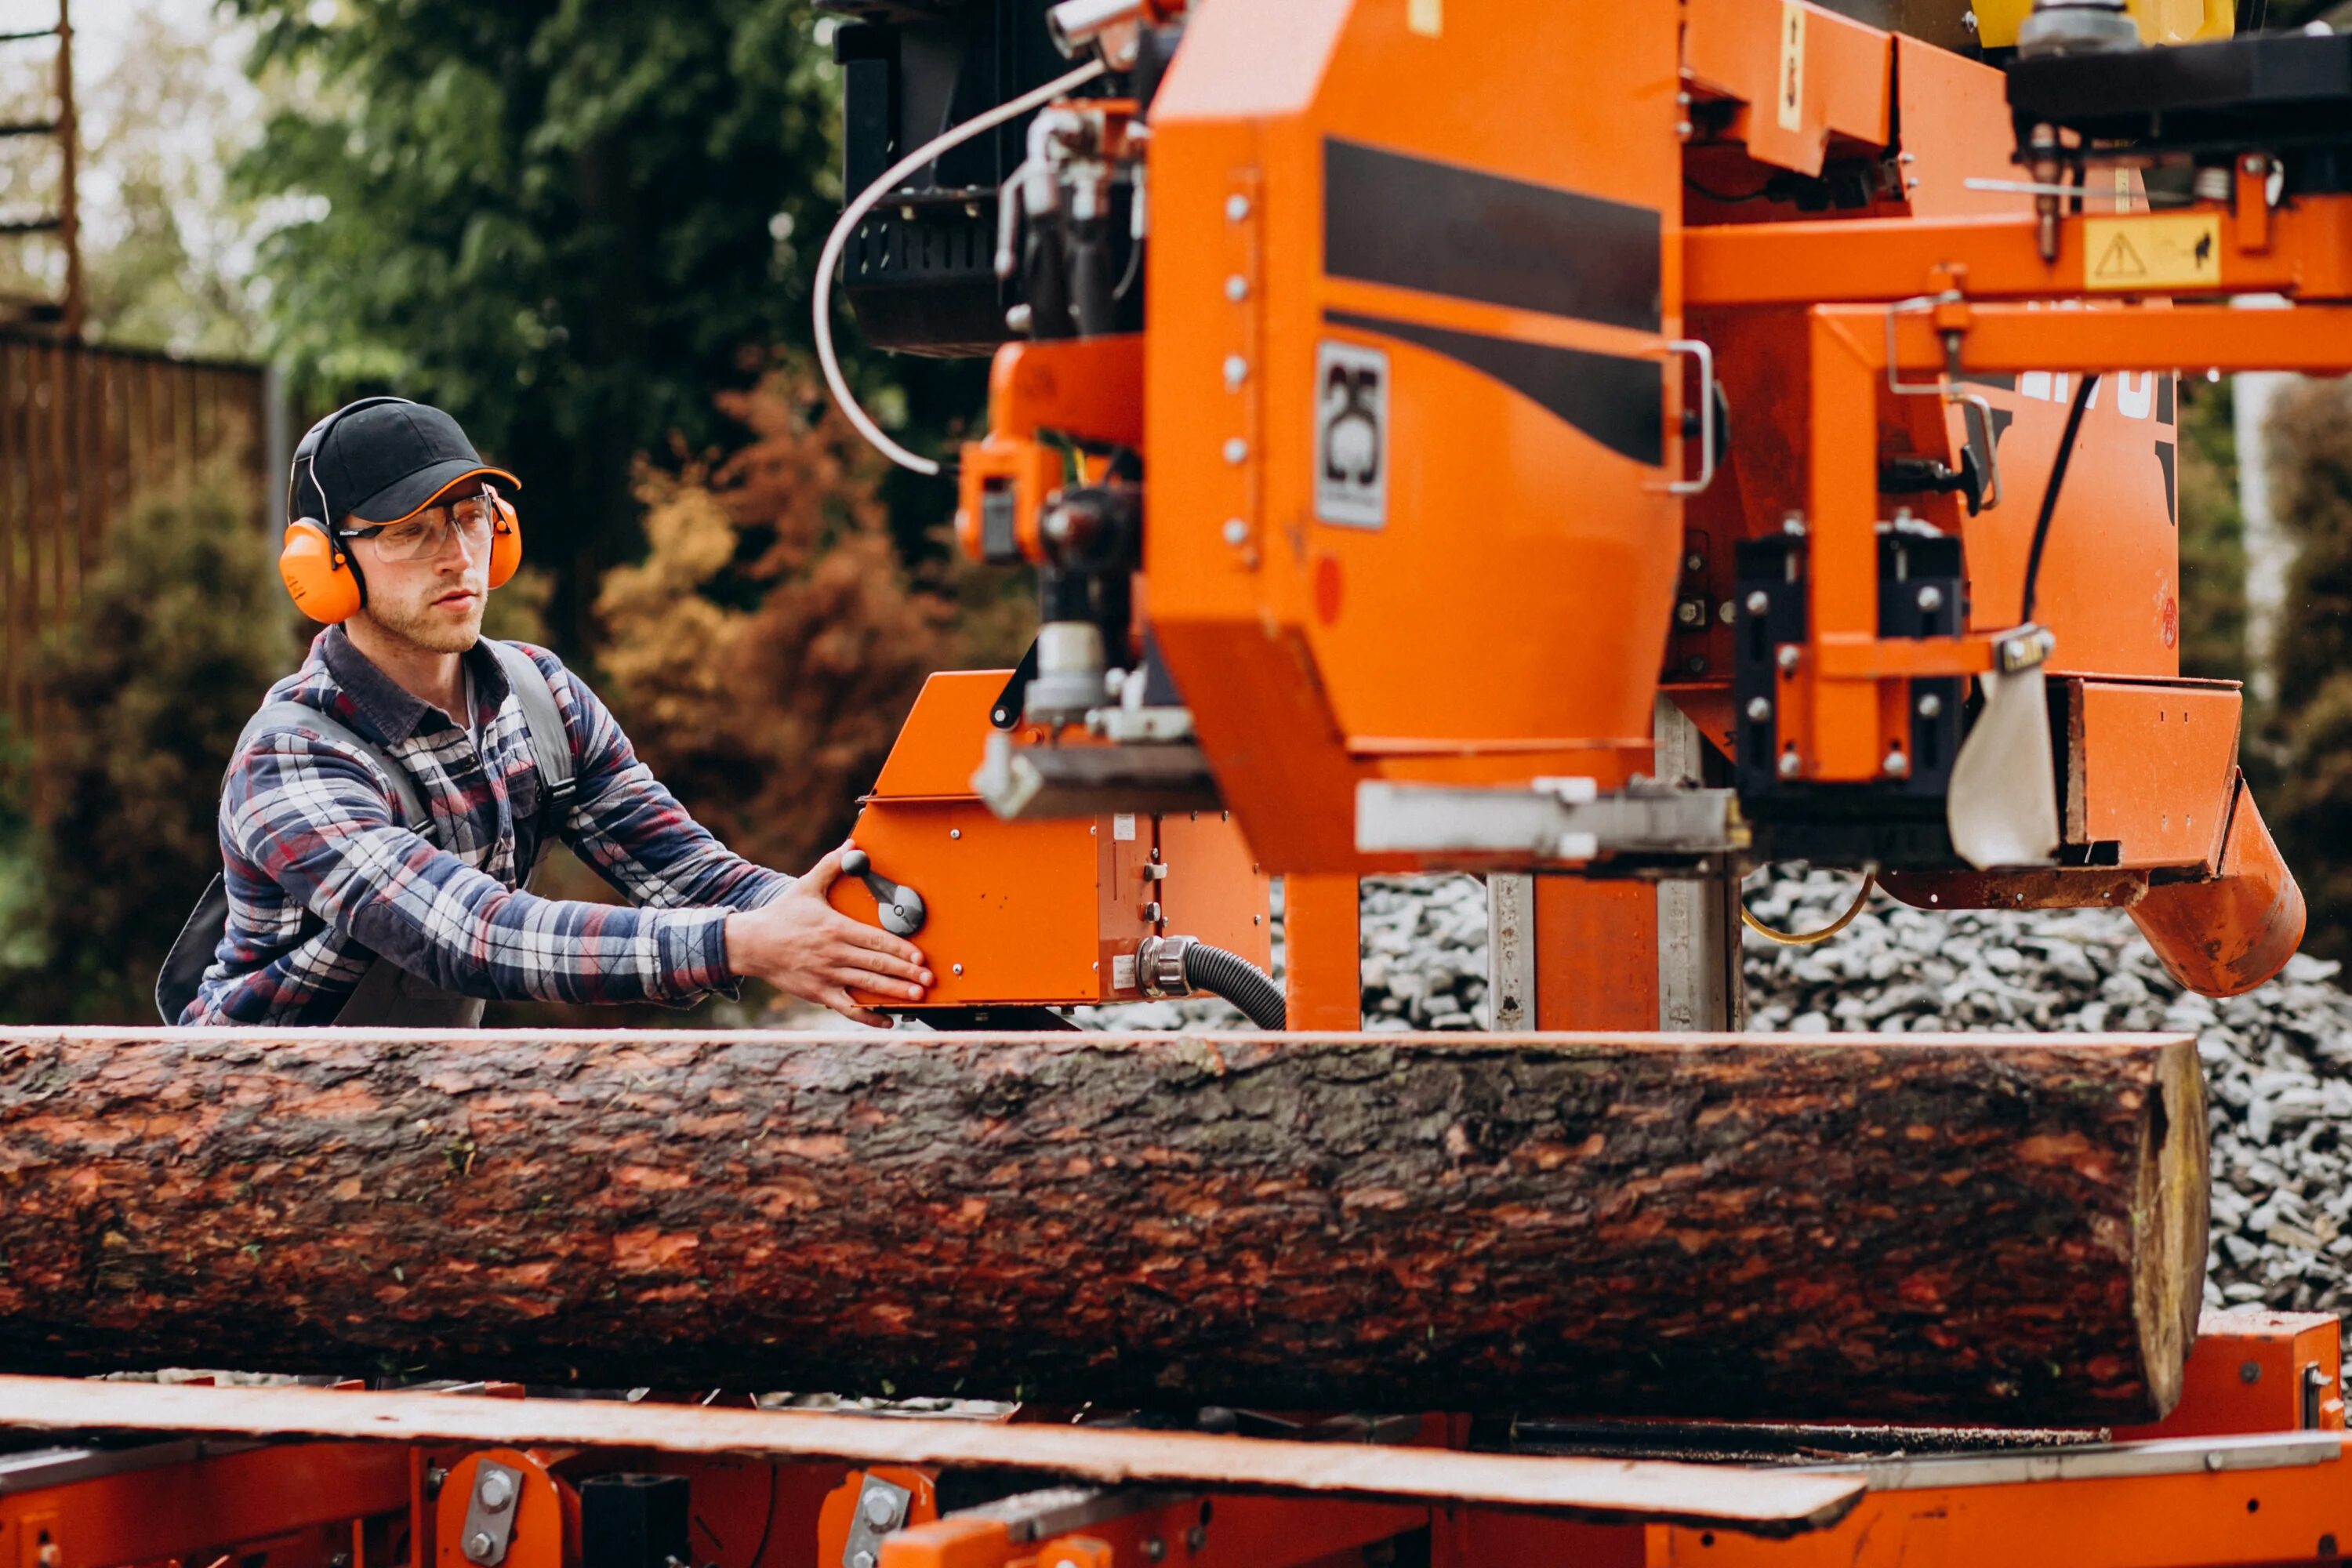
[225, 0, 864, 647]
[2175, 379, 2249, 684]
[0, 466, 301, 1022]
[2260, 376, 2352, 963]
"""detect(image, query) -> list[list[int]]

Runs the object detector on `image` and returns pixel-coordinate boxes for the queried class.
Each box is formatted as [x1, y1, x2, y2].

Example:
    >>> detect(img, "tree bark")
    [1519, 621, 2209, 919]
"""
[0, 1028, 2206, 1425]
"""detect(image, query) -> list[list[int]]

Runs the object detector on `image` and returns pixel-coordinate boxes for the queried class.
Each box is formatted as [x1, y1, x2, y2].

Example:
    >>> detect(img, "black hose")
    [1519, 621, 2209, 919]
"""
[2019, 371, 2100, 625]
[1183, 942, 1286, 1030]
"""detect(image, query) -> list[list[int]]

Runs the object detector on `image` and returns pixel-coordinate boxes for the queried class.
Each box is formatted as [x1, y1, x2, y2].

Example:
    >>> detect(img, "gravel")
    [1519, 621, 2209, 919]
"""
[1093, 869, 2352, 1319]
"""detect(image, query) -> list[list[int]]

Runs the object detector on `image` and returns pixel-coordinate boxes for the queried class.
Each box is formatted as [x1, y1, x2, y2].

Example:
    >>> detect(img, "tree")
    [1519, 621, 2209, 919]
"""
[224, 0, 963, 649]
[2175, 379, 2249, 684]
[2258, 376, 2352, 963]
[594, 354, 1023, 879]
[0, 460, 302, 1023]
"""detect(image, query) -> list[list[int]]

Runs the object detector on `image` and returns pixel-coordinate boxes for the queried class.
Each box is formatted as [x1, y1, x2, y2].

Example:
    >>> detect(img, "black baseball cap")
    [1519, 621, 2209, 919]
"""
[302, 399, 519, 526]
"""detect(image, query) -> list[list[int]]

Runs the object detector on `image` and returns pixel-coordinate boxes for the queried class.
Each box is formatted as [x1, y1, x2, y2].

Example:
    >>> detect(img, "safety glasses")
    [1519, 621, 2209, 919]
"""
[343, 489, 498, 562]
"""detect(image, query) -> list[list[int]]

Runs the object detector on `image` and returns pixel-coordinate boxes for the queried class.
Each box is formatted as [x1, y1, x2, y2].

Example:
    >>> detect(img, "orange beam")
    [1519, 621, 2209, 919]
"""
[1684, 198, 2352, 307]
[1875, 299, 2352, 375]
[1283, 873, 1362, 1029]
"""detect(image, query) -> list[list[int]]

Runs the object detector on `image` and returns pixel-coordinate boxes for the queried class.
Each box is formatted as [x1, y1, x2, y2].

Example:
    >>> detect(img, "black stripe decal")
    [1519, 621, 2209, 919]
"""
[1326, 309, 1662, 466]
[1323, 138, 1662, 334]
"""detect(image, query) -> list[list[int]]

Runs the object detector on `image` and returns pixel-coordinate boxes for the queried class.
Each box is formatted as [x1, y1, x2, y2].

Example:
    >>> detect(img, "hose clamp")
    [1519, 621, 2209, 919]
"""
[1134, 934, 1196, 999]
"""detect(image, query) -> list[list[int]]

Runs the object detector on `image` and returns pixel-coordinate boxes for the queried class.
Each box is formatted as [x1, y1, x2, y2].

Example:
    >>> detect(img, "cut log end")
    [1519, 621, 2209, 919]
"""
[2136, 1036, 2213, 1419]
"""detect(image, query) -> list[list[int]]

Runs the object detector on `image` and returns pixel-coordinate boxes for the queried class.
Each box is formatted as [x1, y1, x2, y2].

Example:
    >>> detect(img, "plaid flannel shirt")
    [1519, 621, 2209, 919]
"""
[180, 626, 790, 1025]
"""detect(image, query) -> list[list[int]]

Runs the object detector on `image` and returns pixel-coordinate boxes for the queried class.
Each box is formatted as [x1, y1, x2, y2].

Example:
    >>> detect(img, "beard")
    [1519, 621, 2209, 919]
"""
[361, 578, 487, 654]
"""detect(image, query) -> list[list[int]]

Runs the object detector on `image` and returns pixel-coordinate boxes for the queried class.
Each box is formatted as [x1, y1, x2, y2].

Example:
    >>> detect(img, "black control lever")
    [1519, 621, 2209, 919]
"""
[840, 848, 927, 937]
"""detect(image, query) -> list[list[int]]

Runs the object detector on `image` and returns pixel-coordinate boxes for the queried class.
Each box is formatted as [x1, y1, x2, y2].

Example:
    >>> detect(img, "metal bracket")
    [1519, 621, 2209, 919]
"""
[459, 1460, 524, 1567]
[1355, 779, 1746, 863]
[840, 849, 927, 937]
[1883, 293, 2002, 512]
[1664, 338, 1718, 496]
[840, 1473, 912, 1568]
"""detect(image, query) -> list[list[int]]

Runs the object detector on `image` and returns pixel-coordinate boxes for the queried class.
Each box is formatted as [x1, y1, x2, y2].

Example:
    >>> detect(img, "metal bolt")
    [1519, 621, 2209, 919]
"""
[1685, 551, 1705, 573]
[864, 1492, 899, 1528]
[1916, 584, 1944, 613]
[37, 1548, 60, 1568]
[1222, 517, 1249, 546]
[426, 1466, 449, 1498]
[477, 1470, 517, 1511]
[2203, 1450, 2226, 1472]
[2244, 154, 2264, 174]
[1744, 590, 1770, 616]
[1916, 692, 1943, 719]
[1898, 151, 1916, 165]
[1223, 437, 1249, 464]
[851, 1553, 877, 1568]
[952, 963, 964, 976]
[1185, 1526, 1208, 1552]
[1777, 750, 1802, 779]
[1675, 120, 1693, 139]
[466, 1534, 495, 1563]
[1718, 600, 1736, 623]
[1223, 354, 1248, 390]
[1781, 510, 1806, 535]
[1224, 274, 1249, 302]
[1883, 748, 1909, 777]
[1676, 600, 1704, 626]
[1145, 900, 1163, 922]
[1776, 644, 1801, 670]
[949, 828, 961, 840]
[1143, 1540, 1168, 1563]
[1225, 194, 1250, 222]
[2241, 1360, 2264, 1385]
[1684, 655, 1708, 675]
[1745, 696, 1771, 722]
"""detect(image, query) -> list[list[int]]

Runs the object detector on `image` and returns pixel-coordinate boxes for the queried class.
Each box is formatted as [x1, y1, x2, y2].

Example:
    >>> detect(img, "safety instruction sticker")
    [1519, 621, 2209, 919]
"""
[1776, 0, 1806, 133]
[1316, 340, 1389, 529]
[2083, 212, 2221, 292]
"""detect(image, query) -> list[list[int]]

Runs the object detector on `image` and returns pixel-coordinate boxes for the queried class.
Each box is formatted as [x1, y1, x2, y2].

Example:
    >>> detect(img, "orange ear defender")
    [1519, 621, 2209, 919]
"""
[485, 488, 522, 590]
[279, 517, 365, 625]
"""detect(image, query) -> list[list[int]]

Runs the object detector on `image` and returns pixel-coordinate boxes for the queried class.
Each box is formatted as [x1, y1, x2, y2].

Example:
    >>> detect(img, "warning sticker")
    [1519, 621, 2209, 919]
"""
[1775, 0, 1806, 134]
[2083, 213, 2221, 292]
[1316, 340, 1389, 529]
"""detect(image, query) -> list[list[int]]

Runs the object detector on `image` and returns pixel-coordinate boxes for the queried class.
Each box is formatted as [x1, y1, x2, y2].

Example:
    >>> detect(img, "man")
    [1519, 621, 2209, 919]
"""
[178, 397, 930, 1027]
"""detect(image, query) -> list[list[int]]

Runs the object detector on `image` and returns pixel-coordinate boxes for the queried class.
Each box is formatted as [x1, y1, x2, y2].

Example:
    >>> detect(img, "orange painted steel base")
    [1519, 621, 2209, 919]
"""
[2120, 1310, 2347, 1441]
[1281, 873, 1361, 1029]
[1535, 879, 1662, 1032]
[829, 671, 1269, 1009]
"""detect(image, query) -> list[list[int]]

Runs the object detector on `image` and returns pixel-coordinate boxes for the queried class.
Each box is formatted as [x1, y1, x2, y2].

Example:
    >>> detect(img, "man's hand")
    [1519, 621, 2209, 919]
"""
[724, 842, 933, 1026]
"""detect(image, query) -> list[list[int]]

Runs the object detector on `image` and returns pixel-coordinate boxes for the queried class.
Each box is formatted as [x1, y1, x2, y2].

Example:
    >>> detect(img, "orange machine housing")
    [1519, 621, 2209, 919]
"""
[827, 671, 1271, 1010]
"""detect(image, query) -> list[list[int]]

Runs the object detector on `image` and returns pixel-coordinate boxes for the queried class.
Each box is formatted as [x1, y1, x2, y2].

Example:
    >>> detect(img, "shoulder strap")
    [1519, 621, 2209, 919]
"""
[231, 700, 429, 827]
[485, 640, 579, 818]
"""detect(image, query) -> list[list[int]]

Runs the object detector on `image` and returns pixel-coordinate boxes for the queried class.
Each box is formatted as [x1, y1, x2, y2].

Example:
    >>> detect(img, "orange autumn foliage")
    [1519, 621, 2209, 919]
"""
[596, 357, 1023, 877]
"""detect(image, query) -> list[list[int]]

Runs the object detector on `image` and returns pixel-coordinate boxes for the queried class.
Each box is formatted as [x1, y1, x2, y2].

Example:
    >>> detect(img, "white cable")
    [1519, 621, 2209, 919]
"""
[814, 58, 1109, 477]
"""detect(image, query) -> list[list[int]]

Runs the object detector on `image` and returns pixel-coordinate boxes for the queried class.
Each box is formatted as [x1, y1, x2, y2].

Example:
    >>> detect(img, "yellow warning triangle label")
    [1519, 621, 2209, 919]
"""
[2093, 232, 2148, 280]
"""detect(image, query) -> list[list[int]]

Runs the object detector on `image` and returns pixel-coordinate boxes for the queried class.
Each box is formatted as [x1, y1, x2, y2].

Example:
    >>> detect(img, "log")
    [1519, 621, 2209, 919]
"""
[0, 1027, 2206, 1424]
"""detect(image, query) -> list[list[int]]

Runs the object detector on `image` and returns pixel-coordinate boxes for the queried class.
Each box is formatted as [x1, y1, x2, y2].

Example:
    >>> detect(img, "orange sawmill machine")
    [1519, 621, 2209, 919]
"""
[5, 0, 2352, 1564]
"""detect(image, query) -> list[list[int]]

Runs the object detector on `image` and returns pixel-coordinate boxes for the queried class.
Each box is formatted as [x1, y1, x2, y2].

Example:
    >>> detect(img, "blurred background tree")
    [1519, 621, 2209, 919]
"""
[2176, 379, 2249, 684]
[2259, 378, 2352, 964]
[221, 0, 982, 651]
[0, 461, 300, 1023]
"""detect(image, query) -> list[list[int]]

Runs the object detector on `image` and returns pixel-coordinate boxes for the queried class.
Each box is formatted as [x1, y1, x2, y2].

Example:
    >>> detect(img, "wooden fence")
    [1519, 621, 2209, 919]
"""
[0, 332, 269, 741]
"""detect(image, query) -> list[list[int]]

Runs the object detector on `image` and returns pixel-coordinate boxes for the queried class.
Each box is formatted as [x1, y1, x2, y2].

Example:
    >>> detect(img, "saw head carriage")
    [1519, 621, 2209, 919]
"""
[808, 0, 2352, 1006]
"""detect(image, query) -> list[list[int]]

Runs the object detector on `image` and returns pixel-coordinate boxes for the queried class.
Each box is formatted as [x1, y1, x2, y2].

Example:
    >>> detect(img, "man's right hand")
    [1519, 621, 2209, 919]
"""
[724, 843, 933, 1027]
